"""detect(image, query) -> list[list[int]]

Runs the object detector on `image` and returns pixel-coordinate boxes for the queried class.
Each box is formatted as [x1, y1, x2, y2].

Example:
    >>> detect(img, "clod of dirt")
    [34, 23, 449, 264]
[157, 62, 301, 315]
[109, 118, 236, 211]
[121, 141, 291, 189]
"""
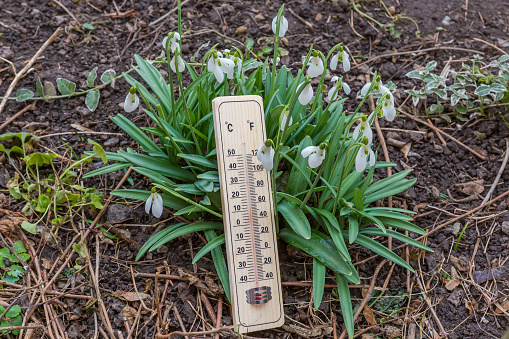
[235, 26, 247, 36]
[501, 221, 509, 236]
[449, 255, 469, 272]
[0, 168, 11, 188]
[107, 204, 134, 224]
[104, 138, 120, 147]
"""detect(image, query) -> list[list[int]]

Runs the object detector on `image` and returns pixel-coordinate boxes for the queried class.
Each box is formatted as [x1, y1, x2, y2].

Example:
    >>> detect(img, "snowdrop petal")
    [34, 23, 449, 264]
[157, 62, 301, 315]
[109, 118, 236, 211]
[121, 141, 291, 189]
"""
[359, 82, 371, 98]
[301, 146, 318, 158]
[383, 104, 397, 121]
[257, 145, 275, 171]
[342, 51, 351, 72]
[220, 58, 235, 79]
[308, 149, 326, 168]
[331, 76, 339, 83]
[177, 55, 185, 72]
[152, 193, 164, 218]
[355, 148, 367, 172]
[213, 62, 225, 83]
[364, 125, 373, 145]
[280, 113, 293, 131]
[124, 93, 139, 113]
[330, 53, 339, 71]
[328, 86, 338, 102]
[272, 15, 288, 37]
[368, 147, 376, 167]
[343, 82, 351, 95]
[307, 56, 324, 78]
[145, 194, 153, 214]
[298, 83, 313, 105]
[162, 36, 168, 49]
[207, 56, 216, 73]
[352, 124, 361, 140]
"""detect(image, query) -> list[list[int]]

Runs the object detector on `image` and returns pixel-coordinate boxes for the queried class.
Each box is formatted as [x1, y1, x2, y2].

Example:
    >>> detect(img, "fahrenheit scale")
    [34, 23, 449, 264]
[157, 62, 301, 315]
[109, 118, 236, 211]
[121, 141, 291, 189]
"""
[212, 96, 284, 333]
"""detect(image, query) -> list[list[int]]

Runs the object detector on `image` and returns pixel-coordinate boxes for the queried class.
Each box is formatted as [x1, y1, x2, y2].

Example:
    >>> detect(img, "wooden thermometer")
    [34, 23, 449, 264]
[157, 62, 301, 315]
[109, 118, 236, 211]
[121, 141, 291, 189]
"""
[212, 95, 284, 333]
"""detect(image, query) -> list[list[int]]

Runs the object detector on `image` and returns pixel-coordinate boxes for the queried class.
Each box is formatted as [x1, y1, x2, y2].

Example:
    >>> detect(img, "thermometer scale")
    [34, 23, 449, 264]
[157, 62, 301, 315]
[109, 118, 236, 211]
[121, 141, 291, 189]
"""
[212, 96, 284, 333]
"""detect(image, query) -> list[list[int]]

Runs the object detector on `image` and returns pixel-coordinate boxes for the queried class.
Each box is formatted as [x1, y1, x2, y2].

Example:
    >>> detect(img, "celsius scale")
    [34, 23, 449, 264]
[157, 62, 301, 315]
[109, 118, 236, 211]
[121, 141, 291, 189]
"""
[212, 95, 284, 333]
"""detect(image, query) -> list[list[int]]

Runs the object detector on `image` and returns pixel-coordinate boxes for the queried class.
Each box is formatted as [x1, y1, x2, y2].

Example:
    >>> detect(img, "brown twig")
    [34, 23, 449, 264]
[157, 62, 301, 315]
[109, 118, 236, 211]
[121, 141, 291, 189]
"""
[0, 27, 63, 116]
[0, 102, 36, 132]
[215, 296, 223, 339]
[200, 292, 217, 327]
[397, 108, 486, 160]
[287, 7, 314, 28]
[416, 274, 447, 336]
[156, 324, 239, 338]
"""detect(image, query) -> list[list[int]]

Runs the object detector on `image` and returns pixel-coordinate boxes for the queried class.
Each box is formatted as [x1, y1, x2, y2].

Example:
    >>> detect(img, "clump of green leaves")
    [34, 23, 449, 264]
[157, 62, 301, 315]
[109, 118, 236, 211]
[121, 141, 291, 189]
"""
[0, 304, 23, 335]
[0, 240, 30, 283]
[406, 55, 509, 121]
[1, 135, 106, 235]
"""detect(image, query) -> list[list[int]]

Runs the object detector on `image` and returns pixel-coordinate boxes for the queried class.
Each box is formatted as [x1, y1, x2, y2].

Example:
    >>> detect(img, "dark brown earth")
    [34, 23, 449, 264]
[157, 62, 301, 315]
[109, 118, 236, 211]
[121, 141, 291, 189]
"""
[1, 0, 509, 338]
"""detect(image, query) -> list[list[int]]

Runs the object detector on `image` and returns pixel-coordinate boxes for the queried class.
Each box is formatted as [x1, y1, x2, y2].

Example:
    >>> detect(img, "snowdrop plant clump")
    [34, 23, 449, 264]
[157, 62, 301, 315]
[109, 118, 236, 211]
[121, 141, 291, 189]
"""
[86, 3, 430, 337]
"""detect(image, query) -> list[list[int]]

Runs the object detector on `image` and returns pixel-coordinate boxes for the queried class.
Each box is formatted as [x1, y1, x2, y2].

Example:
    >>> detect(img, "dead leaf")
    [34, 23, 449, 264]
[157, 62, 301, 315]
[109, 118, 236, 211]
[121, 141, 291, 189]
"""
[177, 268, 222, 296]
[121, 305, 137, 323]
[450, 255, 468, 272]
[431, 185, 440, 199]
[401, 142, 411, 158]
[362, 305, 377, 326]
[454, 180, 484, 195]
[0, 215, 25, 234]
[71, 124, 94, 132]
[445, 266, 461, 291]
[495, 299, 509, 315]
[465, 299, 478, 315]
[473, 268, 508, 284]
[387, 138, 407, 148]
[382, 326, 401, 339]
[114, 291, 150, 302]
[41, 258, 53, 270]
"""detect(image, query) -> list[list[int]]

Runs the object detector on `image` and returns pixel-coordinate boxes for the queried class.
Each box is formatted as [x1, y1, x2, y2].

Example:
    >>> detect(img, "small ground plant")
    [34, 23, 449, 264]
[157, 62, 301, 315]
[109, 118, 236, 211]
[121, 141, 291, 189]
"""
[406, 55, 509, 121]
[85, 3, 431, 337]
[1, 132, 106, 236]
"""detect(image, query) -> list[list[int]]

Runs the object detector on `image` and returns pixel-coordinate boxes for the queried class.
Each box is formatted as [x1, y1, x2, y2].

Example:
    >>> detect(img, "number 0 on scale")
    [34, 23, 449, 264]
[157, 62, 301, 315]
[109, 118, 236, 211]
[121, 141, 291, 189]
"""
[212, 96, 284, 333]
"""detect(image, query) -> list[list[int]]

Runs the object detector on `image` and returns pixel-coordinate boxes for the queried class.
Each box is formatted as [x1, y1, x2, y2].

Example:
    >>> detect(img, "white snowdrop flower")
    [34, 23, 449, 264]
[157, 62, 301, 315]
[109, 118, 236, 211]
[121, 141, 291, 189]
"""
[412, 96, 419, 107]
[257, 141, 275, 171]
[170, 54, 186, 73]
[328, 76, 351, 101]
[355, 142, 376, 172]
[353, 113, 374, 145]
[162, 32, 181, 52]
[358, 77, 383, 98]
[145, 190, 163, 218]
[272, 15, 289, 37]
[298, 81, 313, 105]
[380, 87, 396, 121]
[280, 107, 293, 131]
[307, 51, 324, 78]
[207, 51, 235, 83]
[330, 48, 351, 72]
[301, 144, 326, 168]
[124, 87, 139, 113]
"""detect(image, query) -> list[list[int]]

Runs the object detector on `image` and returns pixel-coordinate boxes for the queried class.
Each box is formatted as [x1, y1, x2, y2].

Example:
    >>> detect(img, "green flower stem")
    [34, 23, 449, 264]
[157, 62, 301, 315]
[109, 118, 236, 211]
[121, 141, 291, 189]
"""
[155, 183, 222, 218]
[310, 43, 342, 112]
[300, 151, 328, 209]
[270, 5, 285, 98]
[350, 1, 385, 29]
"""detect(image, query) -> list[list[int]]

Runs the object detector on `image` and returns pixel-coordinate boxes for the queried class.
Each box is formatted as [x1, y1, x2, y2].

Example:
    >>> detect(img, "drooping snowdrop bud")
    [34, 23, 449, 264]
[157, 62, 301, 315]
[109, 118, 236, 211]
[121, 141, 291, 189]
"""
[257, 139, 275, 171]
[330, 45, 351, 72]
[353, 113, 374, 144]
[301, 143, 327, 168]
[298, 78, 313, 105]
[328, 76, 351, 101]
[380, 88, 396, 121]
[280, 106, 292, 131]
[272, 15, 289, 37]
[170, 54, 186, 73]
[358, 76, 383, 98]
[162, 32, 181, 52]
[207, 51, 235, 83]
[355, 138, 376, 172]
[307, 50, 324, 78]
[124, 87, 139, 113]
[145, 187, 163, 218]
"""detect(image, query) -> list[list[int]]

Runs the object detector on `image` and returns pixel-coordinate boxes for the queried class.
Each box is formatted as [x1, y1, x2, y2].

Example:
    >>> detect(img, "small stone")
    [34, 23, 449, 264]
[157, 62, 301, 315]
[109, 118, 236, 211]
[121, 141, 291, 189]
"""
[502, 221, 509, 236]
[107, 204, 133, 224]
[235, 26, 247, 36]
[104, 138, 119, 147]
[388, 6, 396, 15]
[0, 168, 11, 188]
[409, 132, 424, 142]
[315, 13, 322, 21]
[434, 145, 444, 154]
[156, 245, 168, 254]
[254, 13, 265, 21]
[77, 107, 93, 118]
[442, 16, 453, 26]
